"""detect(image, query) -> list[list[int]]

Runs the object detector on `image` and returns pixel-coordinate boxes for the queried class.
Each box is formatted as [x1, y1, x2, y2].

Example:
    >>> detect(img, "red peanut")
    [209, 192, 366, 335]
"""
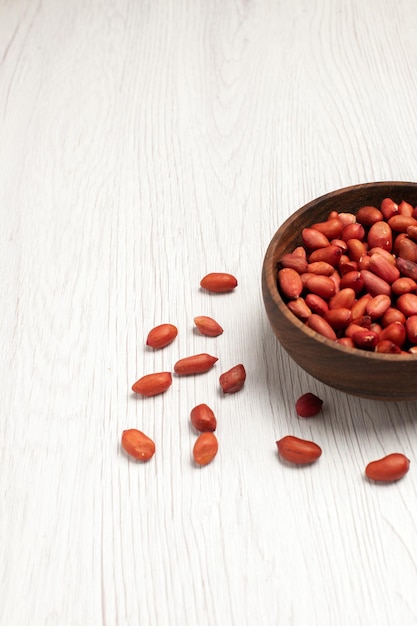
[379, 322, 406, 347]
[305, 274, 336, 299]
[329, 271, 341, 293]
[381, 307, 406, 326]
[278, 268, 303, 299]
[146, 323, 178, 349]
[174, 354, 218, 375]
[398, 237, 417, 262]
[396, 293, 417, 317]
[295, 393, 323, 417]
[193, 432, 218, 466]
[399, 200, 414, 216]
[356, 205, 383, 226]
[305, 293, 329, 315]
[339, 270, 364, 294]
[375, 340, 402, 354]
[308, 244, 342, 266]
[338, 256, 358, 275]
[280, 253, 309, 274]
[190, 404, 217, 432]
[219, 364, 246, 394]
[342, 223, 365, 242]
[391, 277, 417, 296]
[369, 253, 400, 284]
[360, 270, 391, 297]
[366, 294, 391, 319]
[324, 308, 352, 330]
[200, 272, 237, 292]
[388, 214, 417, 232]
[122, 429, 156, 461]
[194, 316, 224, 337]
[345, 322, 370, 338]
[287, 297, 312, 320]
[358, 254, 371, 271]
[351, 315, 372, 329]
[407, 225, 417, 242]
[331, 239, 348, 252]
[306, 314, 337, 341]
[329, 287, 356, 310]
[302, 227, 330, 250]
[369, 246, 397, 265]
[350, 294, 373, 319]
[396, 257, 417, 281]
[293, 246, 307, 258]
[338, 212, 356, 226]
[346, 238, 367, 262]
[380, 198, 398, 220]
[311, 218, 344, 239]
[307, 261, 335, 276]
[365, 453, 410, 482]
[367, 221, 393, 251]
[132, 372, 172, 396]
[276, 435, 322, 465]
[406, 315, 417, 344]
[351, 329, 379, 350]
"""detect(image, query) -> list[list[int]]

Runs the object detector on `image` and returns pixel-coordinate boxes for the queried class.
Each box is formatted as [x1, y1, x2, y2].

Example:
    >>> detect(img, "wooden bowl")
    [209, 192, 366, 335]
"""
[262, 181, 417, 401]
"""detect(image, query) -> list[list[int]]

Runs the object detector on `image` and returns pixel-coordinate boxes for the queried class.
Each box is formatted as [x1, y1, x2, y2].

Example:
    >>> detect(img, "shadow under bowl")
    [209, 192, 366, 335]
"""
[262, 181, 417, 401]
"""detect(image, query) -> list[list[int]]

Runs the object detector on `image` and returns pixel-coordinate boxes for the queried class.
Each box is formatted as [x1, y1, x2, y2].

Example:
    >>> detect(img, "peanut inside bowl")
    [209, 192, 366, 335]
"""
[261, 181, 417, 401]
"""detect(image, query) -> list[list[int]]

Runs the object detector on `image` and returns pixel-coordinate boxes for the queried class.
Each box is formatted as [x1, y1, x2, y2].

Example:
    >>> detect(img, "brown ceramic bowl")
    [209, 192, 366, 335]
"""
[262, 181, 417, 401]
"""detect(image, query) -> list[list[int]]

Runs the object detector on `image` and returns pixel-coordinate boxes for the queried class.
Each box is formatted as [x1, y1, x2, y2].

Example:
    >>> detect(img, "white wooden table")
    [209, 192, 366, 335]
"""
[2, 1, 417, 624]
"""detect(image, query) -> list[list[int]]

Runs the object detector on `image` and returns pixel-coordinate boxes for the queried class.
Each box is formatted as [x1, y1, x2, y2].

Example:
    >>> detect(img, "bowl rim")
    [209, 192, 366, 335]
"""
[263, 180, 417, 362]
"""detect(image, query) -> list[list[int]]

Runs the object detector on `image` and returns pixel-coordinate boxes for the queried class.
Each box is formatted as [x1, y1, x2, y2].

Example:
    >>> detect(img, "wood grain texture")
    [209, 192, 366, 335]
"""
[2, 0, 417, 624]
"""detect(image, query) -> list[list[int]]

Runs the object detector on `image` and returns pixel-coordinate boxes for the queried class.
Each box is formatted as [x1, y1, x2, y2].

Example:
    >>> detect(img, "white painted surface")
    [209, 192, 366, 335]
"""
[1, 1, 417, 624]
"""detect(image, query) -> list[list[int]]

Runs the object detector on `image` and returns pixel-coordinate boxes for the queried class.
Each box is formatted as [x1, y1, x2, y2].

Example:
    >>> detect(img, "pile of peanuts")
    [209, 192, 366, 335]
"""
[277, 198, 417, 353]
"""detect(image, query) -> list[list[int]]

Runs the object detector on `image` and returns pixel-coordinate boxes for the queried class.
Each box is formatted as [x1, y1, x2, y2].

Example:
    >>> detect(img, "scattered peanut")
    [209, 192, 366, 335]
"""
[132, 372, 172, 396]
[194, 315, 224, 337]
[174, 353, 218, 375]
[295, 392, 323, 417]
[146, 323, 178, 348]
[365, 453, 410, 482]
[276, 435, 322, 465]
[193, 432, 219, 466]
[121, 429, 155, 461]
[219, 364, 246, 394]
[200, 272, 238, 293]
[190, 403, 217, 432]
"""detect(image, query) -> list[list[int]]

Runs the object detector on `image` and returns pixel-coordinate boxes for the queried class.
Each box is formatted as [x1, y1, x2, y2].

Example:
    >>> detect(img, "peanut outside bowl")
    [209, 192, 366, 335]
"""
[261, 181, 417, 401]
